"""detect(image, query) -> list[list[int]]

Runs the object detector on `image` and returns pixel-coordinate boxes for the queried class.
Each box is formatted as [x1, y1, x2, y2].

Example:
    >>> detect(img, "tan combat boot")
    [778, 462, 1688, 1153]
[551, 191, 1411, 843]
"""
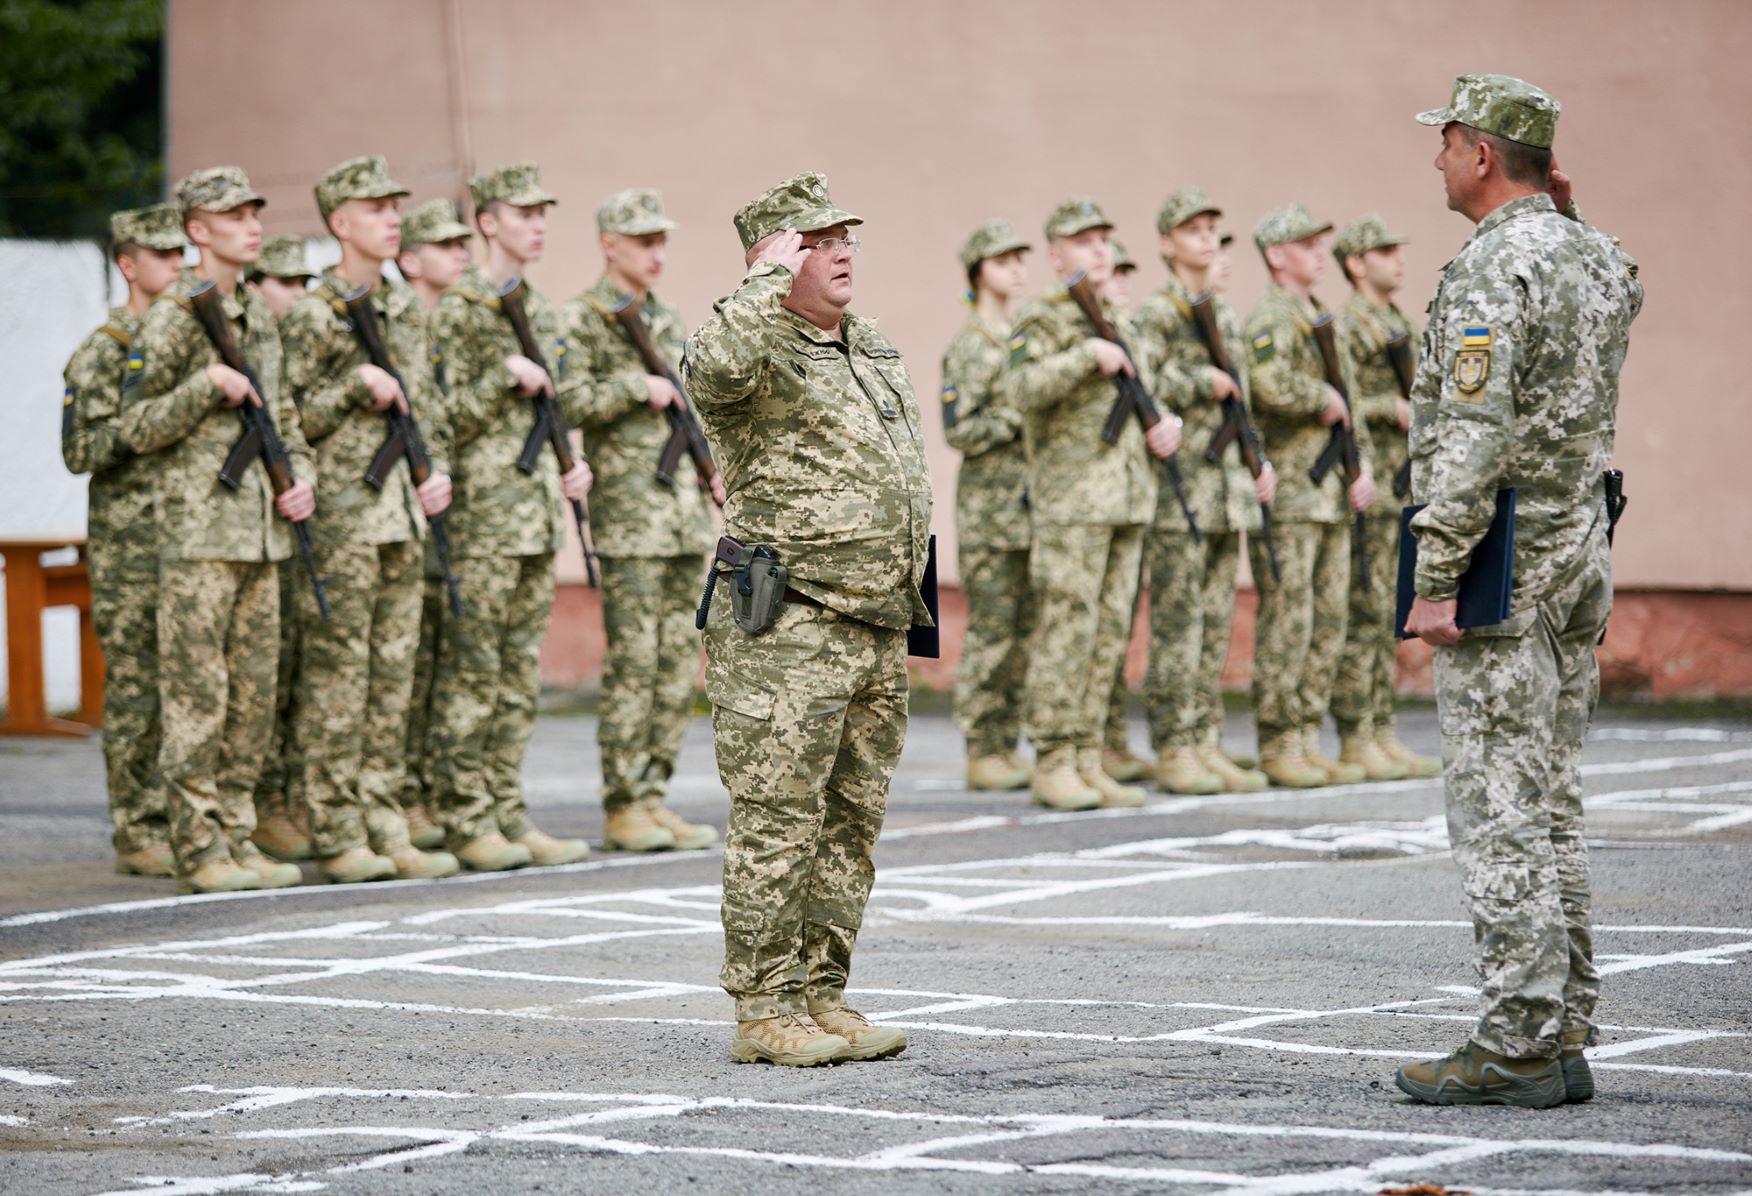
[453, 831, 533, 872]
[115, 843, 175, 877]
[602, 804, 676, 853]
[385, 845, 461, 880]
[730, 1012, 849, 1067]
[1078, 748, 1146, 808]
[810, 1006, 908, 1061]
[1197, 744, 1268, 793]
[402, 803, 445, 850]
[316, 845, 396, 885]
[177, 857, 262, 896]
[1258, 731, 1326, 789]
[251, 794, 313, 862]
[1339, 732, 1410, 781]
[1154, 746, 1222, 795]
[1030, 748, 1101, 811]
[966, 753, 1032, 791]
[1378, 730, 1442, 778]
[1303, 727, 1365, 785]
[1101, 746, 1149, 784]
[647, 802, 716, 851]
[514, 826, 591, 866]
[233, 842, 302, 889]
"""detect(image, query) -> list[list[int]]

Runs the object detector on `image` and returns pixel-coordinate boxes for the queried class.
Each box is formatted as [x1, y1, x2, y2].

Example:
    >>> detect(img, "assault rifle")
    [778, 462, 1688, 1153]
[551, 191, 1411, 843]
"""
[1307, 315, 1369, 595]
[610, 293, 721, 501]
[1385, 330, 1415, 499]
[502, 277, 600, 588]
[349, 285, 464, 617]
[1188, 291, 1279, 582]
[199, 281, 331, 620]
[1066, 272, 1200, 542]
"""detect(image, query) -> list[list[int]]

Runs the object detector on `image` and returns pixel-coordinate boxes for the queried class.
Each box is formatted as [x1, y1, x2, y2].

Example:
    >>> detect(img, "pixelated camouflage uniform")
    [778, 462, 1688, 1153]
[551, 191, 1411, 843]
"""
[252, 298, 305, 820]
[1331, 290, 1415, 741]
[121, 270, 311, 873]
[559, 277, 712, 814]
[61, 307, 169, 854]
[685, 249, 932, 1022]
[1411, 192, 1641, 1058]
[942, 311, 1033, 759]
[281, 268, 441, 857]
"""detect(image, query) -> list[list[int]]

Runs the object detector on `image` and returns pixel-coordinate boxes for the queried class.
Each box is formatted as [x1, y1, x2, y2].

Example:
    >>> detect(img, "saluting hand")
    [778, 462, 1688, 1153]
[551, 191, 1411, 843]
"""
[359, 364, 408, 413]
[752, 228, 810, 277]
[1548, 157, 1573, 215]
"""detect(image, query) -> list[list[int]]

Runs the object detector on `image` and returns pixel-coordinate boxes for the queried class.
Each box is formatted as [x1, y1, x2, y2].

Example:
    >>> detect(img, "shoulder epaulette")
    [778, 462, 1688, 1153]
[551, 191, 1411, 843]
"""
[306, 282, 351, 321]
[96, 323, 131, 349]
[445, 284, 499, 311]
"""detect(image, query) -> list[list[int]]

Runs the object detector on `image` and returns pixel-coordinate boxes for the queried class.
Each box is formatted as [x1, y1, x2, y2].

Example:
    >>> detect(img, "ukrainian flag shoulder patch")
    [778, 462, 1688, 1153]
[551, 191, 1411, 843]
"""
[1461, 326, 1493, 348]
[1007, 332, 1027, 367]
[1251, 331, 1275, 363]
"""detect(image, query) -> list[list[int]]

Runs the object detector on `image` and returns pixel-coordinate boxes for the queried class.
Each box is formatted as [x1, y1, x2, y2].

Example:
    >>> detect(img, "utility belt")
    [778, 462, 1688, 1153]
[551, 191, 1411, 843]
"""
[696, 535, 817, 634]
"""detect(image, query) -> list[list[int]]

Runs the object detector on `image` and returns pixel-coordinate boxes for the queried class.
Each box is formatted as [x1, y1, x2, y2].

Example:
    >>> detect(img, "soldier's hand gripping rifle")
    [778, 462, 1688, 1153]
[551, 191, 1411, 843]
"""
[1188, 291, 1279, 582]
[1307, 315, 1369, 595]
[1066, 272, 1200, 542]
[501, 277, 600, 588]
[200, 281, 331, 620]
[1384, 330, 1415, 500]
[349, 285, 465, 617]
[610, 294, 722, 503]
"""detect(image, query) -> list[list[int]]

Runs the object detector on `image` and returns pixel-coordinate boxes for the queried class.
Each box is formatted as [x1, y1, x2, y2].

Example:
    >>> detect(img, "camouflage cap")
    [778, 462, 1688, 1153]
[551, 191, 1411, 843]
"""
[1156, 186, 1222, 234]
[1111, 237, 1137, 272]
[733, 171, 861, 253]
[401, 198, 472, 246]
[176, 166, 266, 219]
[1044, 196, 1113, 241]
[468, 162, 558, 212]
[1253, 203, 1333, 251]
[1416, 73, 1561, 149]
[598, 188, 678, 236]
[314, 154, 410, 220]
[251, 235, 310, 280]
[110, 204, 187, 252]
[1332, 213, 1410, 264]
[958, 218, 1031, 270]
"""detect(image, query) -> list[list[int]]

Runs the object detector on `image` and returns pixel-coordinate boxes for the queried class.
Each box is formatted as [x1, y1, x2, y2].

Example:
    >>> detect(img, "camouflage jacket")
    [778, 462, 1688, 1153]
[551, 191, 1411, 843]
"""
[683, 262, 932, 631]
[557, 277, 712, 559]
[121, 270, 309, 564]
[1336, 291, 1415, 519]
[280, 269, 440, 550]
[1245, 283, 1374, 526]
[1132, 276, 1261, 536]
[429, 265, 583, 559]
[942, 312, 1028, 552]
[1409, 193, 1641, 606]
[995, 286, 1156, 529]
[61, 308, 158, 577]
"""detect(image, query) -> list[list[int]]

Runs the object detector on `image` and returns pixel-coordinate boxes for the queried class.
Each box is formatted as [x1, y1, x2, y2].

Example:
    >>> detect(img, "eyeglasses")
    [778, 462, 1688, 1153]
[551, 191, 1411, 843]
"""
[803, 234, 861, 255]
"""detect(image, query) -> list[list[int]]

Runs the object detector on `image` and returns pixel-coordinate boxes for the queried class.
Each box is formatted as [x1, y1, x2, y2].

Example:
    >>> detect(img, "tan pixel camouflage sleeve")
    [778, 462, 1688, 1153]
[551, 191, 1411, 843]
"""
[429, 294, 519, 447]
[60, 329, 132, 475]
[278, 298, 371, 443]
[559, 299, 651, 430]
[940, 330, 1020, 458]
[1247, 307, 1330, 421]
[121, 302, 223, 454]
[682, 265, 791, 409]
[993, 307, 1099, 415]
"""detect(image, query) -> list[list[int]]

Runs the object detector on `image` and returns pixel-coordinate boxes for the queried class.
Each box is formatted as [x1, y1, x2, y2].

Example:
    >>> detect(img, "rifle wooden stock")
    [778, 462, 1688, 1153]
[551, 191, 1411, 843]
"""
[1309, 314, 1369, 595]
[1188, 291, 1279, 582]
[498, 277, 599, 588]
[610, 293, 722, 502]
[341, 286, 464, 616]
[1064, 272, 1201, 542]
[188, 281, 331, 620]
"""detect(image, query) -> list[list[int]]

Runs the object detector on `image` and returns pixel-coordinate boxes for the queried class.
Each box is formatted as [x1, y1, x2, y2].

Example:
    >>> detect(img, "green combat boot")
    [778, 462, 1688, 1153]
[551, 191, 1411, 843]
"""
[811, 1006, 908, 1061]
[730, 1013, 848, 1067]
[1394, 1040, 1566, 1108]
[1561, 1028, 1595, 1103]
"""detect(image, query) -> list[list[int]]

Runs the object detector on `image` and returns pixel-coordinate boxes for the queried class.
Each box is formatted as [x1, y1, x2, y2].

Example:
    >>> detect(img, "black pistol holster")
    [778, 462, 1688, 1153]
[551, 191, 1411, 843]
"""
[696, 535, 788, 635]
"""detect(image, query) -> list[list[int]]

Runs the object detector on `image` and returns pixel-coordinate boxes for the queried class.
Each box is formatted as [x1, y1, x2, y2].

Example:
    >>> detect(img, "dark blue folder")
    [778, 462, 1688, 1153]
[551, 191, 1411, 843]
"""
[907, 535, 940, 659]
[1395, 489, 1516, 638]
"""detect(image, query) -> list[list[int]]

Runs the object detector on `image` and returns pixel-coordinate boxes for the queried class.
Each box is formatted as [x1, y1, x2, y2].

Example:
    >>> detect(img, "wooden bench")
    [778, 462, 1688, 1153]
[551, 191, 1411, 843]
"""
[1, 538, 102, 737]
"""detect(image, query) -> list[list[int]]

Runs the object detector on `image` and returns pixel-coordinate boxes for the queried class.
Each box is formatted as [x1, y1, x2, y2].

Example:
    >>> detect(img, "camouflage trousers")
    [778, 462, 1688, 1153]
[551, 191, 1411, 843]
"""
[252, 559, 302, 805]
[293, 539, 422, 857]
[400, 573, 448, 813]
[429, 552, 555, 842]
[1144, 529, 1242, 753]
[952, 545, 1033, 758]
[704, 601, 907, 1022]
[157, 559, 279, 872]
[598, 554, 704, 813]
[1437, 536, 1610, 1059]
[1249, 521, 1350, 745]
[1025, 523, 1144, 756]
[1331, 507, 1403, 738]
[89, 568, 167, 854]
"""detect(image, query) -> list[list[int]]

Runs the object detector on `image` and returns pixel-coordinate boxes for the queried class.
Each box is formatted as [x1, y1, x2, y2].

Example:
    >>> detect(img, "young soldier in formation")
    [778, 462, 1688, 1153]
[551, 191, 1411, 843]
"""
[1330, 215, 1441, 781]
[60, 204, 187, 878]
[1245, 204, 1377, 789]
[685, 172, 927, 1067]
[120, 167, 314, 894]
[395, 197, 474, 850]
[427, 163, 593, 871]
[559, 189, 718, 854]
[1397, 75, 1641, 1107]
[280, 156, 459, 883]
[998, 198, 1179, 812]
[943, 218, 1033, 794]
[1134, 188, 1276, 794]
[247, 236, 312, 319]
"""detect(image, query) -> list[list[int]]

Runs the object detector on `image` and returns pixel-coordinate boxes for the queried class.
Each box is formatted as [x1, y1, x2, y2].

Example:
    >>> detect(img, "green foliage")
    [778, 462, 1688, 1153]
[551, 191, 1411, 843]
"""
[0, 0, 165, 240]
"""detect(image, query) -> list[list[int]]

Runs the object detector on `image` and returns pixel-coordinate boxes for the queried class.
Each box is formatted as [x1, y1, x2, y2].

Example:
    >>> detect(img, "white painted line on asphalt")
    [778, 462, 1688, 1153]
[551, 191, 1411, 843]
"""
[0, 1065, 70, 1086]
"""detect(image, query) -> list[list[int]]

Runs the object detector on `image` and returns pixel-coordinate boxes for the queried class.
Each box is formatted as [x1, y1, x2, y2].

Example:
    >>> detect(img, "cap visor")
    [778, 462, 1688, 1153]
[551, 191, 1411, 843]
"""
[795, 206, 862, 233]
[1415, 106, 1455, 126]
[507, 189, 559, 207]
